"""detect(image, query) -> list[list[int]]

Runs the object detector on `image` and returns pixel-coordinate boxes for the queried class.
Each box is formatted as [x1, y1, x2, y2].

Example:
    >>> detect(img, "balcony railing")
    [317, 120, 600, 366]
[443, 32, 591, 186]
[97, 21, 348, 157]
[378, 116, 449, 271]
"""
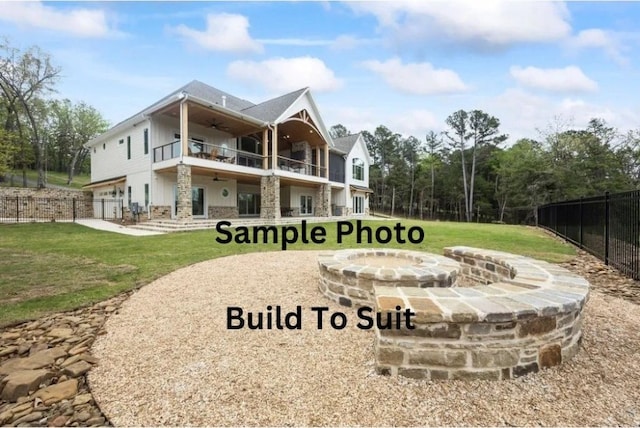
[153, 141, 181, 162]
[153, 140, 328, 178]
[276, 156, 326, 178]
[154, 140, 266, 169]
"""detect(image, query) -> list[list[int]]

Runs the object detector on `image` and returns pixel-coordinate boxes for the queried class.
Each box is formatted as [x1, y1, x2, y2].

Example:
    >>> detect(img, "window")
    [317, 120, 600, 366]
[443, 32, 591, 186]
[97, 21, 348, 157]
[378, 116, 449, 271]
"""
[300, 195, 313, 215]
[352, 158, 364, 181]
[144, 183, 149, 208]
[119, 138, 124, 145]
[143, 128, 149, 155]
[127, 137, 131, 160]
[127, 186, 132, 208]
[353, 196, 364, 214]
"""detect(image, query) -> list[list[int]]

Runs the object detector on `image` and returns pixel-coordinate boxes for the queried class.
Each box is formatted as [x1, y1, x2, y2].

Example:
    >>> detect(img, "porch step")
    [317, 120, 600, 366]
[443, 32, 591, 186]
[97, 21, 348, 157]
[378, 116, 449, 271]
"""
[128, 216, 384, 233]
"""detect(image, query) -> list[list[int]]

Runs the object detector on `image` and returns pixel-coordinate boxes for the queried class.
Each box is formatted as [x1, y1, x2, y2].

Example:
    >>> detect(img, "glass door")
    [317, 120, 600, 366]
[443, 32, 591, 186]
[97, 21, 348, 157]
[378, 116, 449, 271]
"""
[192, 187, 204, 217]
[300, 195, 313, 215]
[174, 186, 206, 217]
[238, 192, 261, 216]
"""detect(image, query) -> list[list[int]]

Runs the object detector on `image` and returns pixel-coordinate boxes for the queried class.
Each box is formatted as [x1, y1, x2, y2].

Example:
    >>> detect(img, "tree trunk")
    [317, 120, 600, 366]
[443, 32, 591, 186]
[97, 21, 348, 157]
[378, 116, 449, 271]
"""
[430, 162, 435, 219]
[419, 189, 424, 220]
[391, 186, 395, 216]
[460, 146, 470, 222]
[499, 199, 507, 222]
[408, 160, 415, 218]
[469, 142, 477, 223]
[67, 148, 82, 184]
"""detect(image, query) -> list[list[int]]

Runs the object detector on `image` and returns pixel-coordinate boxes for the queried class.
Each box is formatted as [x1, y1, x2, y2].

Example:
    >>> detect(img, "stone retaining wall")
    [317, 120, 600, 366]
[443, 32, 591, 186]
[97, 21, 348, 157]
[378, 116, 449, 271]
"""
[0, 188, 93, 221]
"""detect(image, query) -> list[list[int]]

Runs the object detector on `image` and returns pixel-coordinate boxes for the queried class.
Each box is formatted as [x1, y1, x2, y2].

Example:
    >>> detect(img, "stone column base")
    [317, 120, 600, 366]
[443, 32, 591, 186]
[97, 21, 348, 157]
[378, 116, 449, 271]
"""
[260, 175, 281, 219]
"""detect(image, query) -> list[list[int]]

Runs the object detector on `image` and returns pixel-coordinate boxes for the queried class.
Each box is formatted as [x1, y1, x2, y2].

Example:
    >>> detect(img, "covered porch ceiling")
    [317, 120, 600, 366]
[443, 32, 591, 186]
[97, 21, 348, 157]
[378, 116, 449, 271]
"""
[155, 100, 264, 137]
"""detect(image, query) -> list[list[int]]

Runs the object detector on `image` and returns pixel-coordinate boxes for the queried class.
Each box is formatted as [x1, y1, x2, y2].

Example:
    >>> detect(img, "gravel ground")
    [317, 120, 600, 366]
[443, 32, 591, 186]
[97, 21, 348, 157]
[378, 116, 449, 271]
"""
[89, 251, 640, 426]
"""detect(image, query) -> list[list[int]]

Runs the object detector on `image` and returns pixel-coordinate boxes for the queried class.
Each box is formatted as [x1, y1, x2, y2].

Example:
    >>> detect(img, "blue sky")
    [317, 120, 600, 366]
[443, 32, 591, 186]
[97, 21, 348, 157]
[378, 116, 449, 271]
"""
[1, 1, 639, 142]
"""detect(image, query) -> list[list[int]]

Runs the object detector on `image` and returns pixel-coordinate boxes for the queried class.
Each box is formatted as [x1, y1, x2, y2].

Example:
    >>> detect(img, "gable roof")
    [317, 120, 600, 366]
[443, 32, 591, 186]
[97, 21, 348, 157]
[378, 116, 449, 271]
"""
[88, 81, 321, 146]
[332, 133, 361, 153]
[241, 88, 307, 122]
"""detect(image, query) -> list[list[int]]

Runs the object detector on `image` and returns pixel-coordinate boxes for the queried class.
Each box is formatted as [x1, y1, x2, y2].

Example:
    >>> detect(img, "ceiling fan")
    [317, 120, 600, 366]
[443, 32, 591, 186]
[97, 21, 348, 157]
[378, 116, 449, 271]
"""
[212, 174, 228, 182]
[210, 119, 230, 132]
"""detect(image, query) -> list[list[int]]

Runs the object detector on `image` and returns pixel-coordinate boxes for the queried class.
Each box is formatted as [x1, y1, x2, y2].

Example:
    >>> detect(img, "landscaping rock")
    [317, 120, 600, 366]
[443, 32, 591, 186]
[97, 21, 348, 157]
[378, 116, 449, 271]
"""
[48, 415, 69, 427]
[33, 380, 78, 406]
[63, 361, 92, 378]
[0, 369, 53, 402]
[47, 328, 73, 339]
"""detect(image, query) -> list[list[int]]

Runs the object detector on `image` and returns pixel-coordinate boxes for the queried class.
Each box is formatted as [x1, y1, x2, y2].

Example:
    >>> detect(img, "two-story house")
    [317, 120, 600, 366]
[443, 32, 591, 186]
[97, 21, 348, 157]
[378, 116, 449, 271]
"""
[84, 80, 371, 221]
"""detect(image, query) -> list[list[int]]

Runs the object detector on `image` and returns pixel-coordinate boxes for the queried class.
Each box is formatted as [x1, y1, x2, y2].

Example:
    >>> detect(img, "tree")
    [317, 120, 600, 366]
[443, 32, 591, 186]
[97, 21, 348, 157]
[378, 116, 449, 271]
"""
[48, 99, 108, 183]
[363, 126, 402, 211]
[0, 40, 61, 188]
[0, 128, 16, 178]
[444, 110, 470, 220]
[425, 130, 442, 219]
[444, 109, 506, 222]
[467, 110, 507, 221]
[329, 124, 350, 139]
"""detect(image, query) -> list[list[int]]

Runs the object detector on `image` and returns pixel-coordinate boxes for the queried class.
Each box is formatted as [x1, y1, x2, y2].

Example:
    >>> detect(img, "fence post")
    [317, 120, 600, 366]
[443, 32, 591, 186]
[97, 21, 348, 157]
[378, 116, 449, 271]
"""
[604, 191, 610, 265]
[72, 198, 77, 222]
[579, 197, 583, 249]
[101, 199, 105, 221]
[15, 196, 19, 223]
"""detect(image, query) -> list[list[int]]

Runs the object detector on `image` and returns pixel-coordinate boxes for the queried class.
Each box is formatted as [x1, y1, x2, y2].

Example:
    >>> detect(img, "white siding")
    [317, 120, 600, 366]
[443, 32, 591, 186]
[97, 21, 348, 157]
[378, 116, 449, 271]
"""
[90, 119, 151, 183]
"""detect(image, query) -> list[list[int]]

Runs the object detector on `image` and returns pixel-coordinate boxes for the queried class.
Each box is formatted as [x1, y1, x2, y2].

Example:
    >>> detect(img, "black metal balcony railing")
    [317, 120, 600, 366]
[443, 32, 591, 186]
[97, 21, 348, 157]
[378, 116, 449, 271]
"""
[276, 156, 326, 178]
[153, 139, 329, 178]
[154, 139, 265, 169]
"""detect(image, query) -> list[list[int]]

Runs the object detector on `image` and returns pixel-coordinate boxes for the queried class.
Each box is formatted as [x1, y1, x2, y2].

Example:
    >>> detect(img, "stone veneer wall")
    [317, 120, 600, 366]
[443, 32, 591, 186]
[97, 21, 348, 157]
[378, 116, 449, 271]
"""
[291, 141, 312, 173]
[318, 246, 590, 381]
[175, 164, 192, 221]
[314, 184, 331, 217]
[0, 187, 93, 220]
[318, 249, 460, 307]
[150, 205, 172, 220]
[373, 247, 589, 380]
[260, 175, 280, 219]
[208, 206, 239, 218]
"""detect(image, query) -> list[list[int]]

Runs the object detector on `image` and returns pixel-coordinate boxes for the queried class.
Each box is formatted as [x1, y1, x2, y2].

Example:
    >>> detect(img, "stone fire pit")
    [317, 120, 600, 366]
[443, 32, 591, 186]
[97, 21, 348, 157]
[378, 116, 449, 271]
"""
[317, 247, 590, 381]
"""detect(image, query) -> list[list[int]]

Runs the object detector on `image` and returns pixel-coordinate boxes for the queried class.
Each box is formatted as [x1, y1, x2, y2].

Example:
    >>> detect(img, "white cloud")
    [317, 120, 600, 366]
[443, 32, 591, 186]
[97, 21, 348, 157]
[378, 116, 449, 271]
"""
[227, 57, 342, 93]
[567, 29, 628, 65]
[389, 109, 441, 138]
[171, 13, 263, 54]
[510, 66, 598, 93]
[0, 1, 116, 38]
[350, 1, 571, 48]
[485, 88, 639, 143]
[362, 58, 467, 95]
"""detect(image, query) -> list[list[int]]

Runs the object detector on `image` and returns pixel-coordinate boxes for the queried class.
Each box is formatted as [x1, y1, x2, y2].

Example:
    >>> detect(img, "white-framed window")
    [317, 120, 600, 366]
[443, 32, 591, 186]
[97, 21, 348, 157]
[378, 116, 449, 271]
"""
[300, 195, 313, 215]
[352, 158, 364, 181]
[353, 195, 364, 214]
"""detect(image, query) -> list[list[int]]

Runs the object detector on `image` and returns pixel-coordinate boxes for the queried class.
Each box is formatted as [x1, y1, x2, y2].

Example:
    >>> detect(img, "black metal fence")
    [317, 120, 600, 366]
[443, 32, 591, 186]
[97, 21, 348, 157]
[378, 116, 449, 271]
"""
[0, 197, 124, 223]
[538, 190, 640, 280]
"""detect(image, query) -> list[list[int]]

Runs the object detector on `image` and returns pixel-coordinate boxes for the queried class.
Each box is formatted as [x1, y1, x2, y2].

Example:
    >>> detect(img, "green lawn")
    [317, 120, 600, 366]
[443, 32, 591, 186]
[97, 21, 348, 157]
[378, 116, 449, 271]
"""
[0, 220, 575, 327]
[2, 169, 90, 189]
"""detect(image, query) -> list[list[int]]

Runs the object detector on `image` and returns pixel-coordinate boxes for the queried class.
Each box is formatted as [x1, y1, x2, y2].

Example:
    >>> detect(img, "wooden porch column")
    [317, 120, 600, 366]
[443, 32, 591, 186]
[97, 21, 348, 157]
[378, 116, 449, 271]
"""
[262, 128, 269, 169]
[324, 144, 329, 179]
[272, 125, 278, 170]
[315, 147, 321, 177]
[180, 102, 189, 157]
